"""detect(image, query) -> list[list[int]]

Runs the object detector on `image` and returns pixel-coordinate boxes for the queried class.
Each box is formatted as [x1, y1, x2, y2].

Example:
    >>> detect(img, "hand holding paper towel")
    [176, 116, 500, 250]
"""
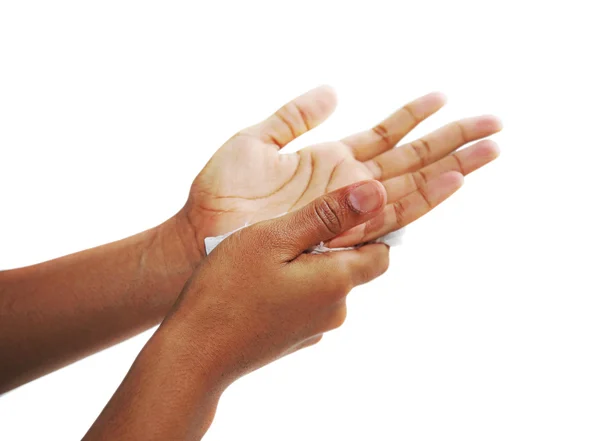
[174, 179, 392, 384]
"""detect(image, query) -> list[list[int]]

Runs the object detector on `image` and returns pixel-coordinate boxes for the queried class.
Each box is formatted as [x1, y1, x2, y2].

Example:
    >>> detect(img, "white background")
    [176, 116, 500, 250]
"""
[1, 1, 599, 440]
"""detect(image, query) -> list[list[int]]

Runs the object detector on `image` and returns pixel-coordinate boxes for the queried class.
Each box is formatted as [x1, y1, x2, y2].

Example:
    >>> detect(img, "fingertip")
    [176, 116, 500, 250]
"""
[492, 115, 503, 130]
[415, 91, 447, 114]
[312, 84, 338, 107]
[478, 114, 503, 132]
[427, 91, 447, 105]
[316, 83, 336, 96]
[440, 170, 465, 188]
[477, 139, 501, 159]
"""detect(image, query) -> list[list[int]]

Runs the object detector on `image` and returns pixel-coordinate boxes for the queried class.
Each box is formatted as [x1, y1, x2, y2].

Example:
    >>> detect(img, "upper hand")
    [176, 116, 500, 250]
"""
[182, 86, 501, 253]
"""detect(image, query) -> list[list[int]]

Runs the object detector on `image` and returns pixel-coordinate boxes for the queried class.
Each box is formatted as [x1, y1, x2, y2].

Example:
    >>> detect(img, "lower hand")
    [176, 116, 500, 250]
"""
[165, 177, 459, 385]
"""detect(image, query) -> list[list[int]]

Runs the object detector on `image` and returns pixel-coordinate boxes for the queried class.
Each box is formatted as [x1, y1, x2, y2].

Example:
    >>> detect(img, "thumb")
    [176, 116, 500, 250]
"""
[267, 180, 387, 256]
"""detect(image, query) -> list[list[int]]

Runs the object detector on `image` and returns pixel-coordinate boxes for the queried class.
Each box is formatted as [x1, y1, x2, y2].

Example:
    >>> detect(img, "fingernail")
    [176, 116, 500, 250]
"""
[348, 181, 384, 213]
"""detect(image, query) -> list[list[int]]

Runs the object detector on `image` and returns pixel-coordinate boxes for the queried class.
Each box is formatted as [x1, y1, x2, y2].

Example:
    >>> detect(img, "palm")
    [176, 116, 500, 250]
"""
[191, 137, 370, 230]
[187, 86, 501, 251]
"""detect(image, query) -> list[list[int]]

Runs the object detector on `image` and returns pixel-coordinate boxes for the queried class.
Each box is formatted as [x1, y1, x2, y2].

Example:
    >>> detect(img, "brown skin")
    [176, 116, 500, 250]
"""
[83, 180, 409, 440]
[0, 88, 500, 396]
[0, 215, 199, 393]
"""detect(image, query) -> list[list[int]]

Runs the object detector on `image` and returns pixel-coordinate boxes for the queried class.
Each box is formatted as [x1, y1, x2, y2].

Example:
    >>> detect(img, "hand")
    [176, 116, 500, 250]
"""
[182, 86, 501, 252]
[166, 179, 407, 384]
[84, 180, 411, 441]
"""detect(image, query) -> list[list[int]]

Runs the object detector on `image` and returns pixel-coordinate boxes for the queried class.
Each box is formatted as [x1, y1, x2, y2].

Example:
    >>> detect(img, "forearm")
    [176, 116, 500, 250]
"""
[83, 311, 225, 441]
[0, 212, 201, 393]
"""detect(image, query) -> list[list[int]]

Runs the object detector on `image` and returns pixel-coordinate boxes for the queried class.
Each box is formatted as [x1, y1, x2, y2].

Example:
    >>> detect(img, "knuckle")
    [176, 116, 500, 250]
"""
[417, 187, 433, 208]
[371, 247, 391, 278]
[329, 305, 348, 330]
[372, 123, 393, 148]
[393, 199, 409, 226]
[366, 158, 384, 179]
[452, 121, 468, 143]
[362, 214, 384, 239]
[452, 153, 466, 175]
[355, 250, 387, 284]
[275, 108, 297, 138]
[411, 170, 427, 189]
[409, 139, 431, 167]
[402, 103, 420, 124]
[277, 102, 311, 136]
[290, 102, 311, 132]
[313, 195, 343, 235]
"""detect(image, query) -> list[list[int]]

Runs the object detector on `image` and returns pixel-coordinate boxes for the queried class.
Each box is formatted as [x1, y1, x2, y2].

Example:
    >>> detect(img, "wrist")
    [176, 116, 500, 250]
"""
[157, 310, 235, 393]
[148, 213, 203, 295]
[178, 201, 210, 259]
[84, 317, 225, 440]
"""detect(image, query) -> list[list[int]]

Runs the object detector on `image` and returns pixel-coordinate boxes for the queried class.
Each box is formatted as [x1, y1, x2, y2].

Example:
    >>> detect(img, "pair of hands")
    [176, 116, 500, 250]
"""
[81, 87, 501, 440]
[168, 86, 501, 384]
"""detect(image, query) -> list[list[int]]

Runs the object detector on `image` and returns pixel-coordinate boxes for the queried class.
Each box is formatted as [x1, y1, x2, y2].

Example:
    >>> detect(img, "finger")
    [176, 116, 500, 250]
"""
[383, 139, 499, 202]
[300, 243, 389, 294]
[342, 92, 446, 161]
[242, 85, 337, 150]
[334, 243, 390, 287]
[312, 241, 390, 282]
[327, 172, 464, 248]
[258, 180, 387, 258]
[364, 115, 502, 180]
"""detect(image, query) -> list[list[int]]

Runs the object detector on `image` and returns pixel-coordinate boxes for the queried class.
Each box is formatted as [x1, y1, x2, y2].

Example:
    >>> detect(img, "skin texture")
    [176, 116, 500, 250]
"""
[83, 180, 399, 440]
[0, 88, 501, 404]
